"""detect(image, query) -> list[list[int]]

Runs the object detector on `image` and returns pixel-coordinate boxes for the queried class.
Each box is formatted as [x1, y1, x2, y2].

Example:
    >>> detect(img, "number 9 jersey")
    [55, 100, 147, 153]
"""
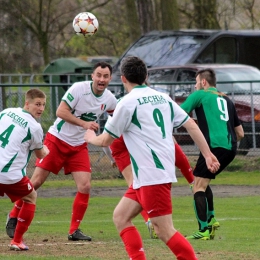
[104, 85, 190, 189]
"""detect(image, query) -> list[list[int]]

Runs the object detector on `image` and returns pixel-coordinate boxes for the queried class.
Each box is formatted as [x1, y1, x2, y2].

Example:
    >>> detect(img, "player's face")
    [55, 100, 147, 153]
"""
[25, 98, 46, 119]
[92, 66, 112, 95]
[195, 75, 203, 90]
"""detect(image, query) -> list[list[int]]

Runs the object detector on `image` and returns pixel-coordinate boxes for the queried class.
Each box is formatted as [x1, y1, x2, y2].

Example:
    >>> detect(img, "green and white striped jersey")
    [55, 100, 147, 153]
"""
[104, 85, 189, 189]
[49, 81, 117, 146]
[0, 107, 44, 184]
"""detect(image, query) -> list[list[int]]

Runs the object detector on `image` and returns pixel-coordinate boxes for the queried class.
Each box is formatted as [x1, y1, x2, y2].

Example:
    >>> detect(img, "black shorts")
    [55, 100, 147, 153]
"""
[193, 147, 236, 179]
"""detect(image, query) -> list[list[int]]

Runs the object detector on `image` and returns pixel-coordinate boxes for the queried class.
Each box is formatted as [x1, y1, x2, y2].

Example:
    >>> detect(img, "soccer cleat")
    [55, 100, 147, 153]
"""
[6, 214, 17, 239]
[208, 217, 220, 240]
[189, 182, 194, 191]
[186, 229, 210, 240]
[68, 229, 92, 241]
[9, 240, 29, 251]
[147, 219, 158, 239]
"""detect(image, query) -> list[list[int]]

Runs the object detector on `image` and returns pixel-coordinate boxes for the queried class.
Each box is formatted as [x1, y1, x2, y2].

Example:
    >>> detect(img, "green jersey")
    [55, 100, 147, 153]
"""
[181, 87, 241, 150]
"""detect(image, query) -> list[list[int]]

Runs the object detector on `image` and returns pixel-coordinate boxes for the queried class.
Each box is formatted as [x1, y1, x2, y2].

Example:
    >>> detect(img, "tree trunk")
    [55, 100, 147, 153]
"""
[125, 0, 141, 42]
[160, 0, 180, 30]
[135, 0, 156, 34]
[193, 0, 220, 29]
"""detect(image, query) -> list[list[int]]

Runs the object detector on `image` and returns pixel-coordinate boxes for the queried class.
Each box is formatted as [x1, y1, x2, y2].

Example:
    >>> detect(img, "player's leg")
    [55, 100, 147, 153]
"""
[173, 136, 194, 186]
[140, 183, 197, 259]
[6, 167, 50, 238]
[187, 176, 211, 240]
[111, 137, 156, 239]
[6, 177, 37, 251]
[205, 148, 236, 239]
[68, 170, 92, 241]
[205, 185, 220, 239]
[67, 145, 92, 241]
[174, 142, 194, 185]
[113, 188, 146, 259]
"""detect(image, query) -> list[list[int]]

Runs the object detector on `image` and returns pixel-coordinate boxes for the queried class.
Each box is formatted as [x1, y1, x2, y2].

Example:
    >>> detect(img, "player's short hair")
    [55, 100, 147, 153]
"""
[196, 68, 216, 86]
[93, 61, 112, 75]
[120, 56, 147, 85]
[25, 89, 46, 101]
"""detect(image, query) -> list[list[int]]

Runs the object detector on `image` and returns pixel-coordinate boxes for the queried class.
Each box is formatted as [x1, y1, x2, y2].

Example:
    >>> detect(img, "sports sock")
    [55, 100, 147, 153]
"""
[10, 199, 23, 218]
[140, 210, 149, 223]
[166, 231, 198, 260]
[175, 143, 194, 184]
[69, 192, 89, 234]
[13, 202, 35, 243]
[120, 226, 146, 260]
[193, 191, 208, 231]
[205, 185, 215, 222]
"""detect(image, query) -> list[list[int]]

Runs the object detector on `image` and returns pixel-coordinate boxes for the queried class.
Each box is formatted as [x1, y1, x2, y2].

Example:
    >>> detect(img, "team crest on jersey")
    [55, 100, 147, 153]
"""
[80, 112, 97, 121]
[101, 104, 106, 111]
[67, 93, 74, 102]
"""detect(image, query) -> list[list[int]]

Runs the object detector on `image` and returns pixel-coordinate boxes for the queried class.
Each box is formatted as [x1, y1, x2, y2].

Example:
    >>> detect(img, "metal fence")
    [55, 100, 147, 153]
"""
[0, 74, 259, 180]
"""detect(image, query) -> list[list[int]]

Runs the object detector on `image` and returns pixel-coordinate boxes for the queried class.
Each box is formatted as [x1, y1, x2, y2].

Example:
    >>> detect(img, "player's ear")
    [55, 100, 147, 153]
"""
[121, 75, 127, 83]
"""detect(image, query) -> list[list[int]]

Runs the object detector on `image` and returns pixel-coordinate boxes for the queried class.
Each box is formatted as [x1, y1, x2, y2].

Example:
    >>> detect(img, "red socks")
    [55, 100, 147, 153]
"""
[167, 232, 198, 260]
[120, 226, 146, 260]
[69, 192, 89, 234]
[10, 199, 23, 218]
[140, 210, 149, 223]
[14, 202, 35, 243]
[175, 143, 194, 184]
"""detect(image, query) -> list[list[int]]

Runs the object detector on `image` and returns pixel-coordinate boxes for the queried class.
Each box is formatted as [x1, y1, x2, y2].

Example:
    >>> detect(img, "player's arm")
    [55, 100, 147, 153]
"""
[34, 145, 50, 159]
[182, 118, 220, 173]
[235, 125, 244, 141]
[102, 146, 117, 168]
[84, 130, 114, 147]
[56, 101, 99, 131]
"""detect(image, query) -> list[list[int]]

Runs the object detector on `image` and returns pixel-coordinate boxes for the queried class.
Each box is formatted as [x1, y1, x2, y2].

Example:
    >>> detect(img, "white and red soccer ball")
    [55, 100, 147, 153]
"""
[72, 12, 99, 37]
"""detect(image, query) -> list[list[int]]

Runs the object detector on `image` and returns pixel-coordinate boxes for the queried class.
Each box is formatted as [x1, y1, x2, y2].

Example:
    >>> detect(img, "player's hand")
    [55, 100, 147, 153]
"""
[82, 121, 99, 131]
[205, 153, 220, 174]
[111, 162, 117, 168]
[84, 129, 97, 143]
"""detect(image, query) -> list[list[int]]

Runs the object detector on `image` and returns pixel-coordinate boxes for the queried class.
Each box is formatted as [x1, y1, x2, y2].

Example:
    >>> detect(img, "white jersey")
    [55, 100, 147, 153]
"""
[49, 81, 117, 146]
[0, 107, 44, 184]
[104, 85, 189, 189]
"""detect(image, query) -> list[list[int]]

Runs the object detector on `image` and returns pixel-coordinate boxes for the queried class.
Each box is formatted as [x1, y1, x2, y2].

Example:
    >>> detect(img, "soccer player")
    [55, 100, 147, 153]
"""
[181, 68, 244, 240]
[104, 134, 194, 239]
[85, 56, 220, 260]
[6, 62, 117, 241]
[0, 89, 49, 251]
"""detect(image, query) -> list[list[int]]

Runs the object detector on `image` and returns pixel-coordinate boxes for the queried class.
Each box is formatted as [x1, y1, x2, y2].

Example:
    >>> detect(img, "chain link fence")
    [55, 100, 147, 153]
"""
[0, 74, 259, 180]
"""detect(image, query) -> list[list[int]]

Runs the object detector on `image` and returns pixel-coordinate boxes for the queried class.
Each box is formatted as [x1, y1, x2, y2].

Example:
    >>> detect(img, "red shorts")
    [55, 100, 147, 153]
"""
[110, 136, 130, 172]
[35, 133, 91, 174]
[124, 183, 172, 218]
[0, 177, 34, 203]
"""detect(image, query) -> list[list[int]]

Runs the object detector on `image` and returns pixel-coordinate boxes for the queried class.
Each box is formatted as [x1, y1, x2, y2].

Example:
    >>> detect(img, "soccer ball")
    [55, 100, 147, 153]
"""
[72, 12, 99, 37]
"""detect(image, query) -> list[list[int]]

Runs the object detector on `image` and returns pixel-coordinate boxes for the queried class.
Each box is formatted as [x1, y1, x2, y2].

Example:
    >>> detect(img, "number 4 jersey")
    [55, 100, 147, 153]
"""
[104, 85, 190, 189]
[0, 107, 44, 184]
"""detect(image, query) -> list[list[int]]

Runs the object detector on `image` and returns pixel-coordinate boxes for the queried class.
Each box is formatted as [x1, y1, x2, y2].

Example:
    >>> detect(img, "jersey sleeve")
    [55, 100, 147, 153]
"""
[30, 126, 44, 151]
[171, 100, 190, 129]
[181, 91, 202, 113]
[104, 98, 132, 138]
[61, 82, 82, 110]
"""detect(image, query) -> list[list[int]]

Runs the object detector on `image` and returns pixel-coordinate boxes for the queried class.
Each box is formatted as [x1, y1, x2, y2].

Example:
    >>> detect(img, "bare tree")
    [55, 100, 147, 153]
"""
[0, 0, 112, 67]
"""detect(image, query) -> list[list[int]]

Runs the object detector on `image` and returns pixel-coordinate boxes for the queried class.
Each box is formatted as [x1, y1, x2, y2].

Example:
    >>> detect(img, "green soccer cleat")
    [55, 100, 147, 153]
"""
[208, 217, 220, 240]
[147, 219, 158, 239]
[186, 229, 210, 240]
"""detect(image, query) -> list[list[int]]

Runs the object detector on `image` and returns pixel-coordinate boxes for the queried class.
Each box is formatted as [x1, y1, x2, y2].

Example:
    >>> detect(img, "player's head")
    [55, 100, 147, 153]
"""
[195, 68, 216, 90]
[120, 56, 147, 86]
[24, 89, 46, 119]
[91, 62, 112, 95]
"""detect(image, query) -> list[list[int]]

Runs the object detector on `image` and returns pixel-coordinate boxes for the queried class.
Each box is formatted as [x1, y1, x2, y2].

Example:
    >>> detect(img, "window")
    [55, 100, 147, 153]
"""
[197, 37, 237, 64]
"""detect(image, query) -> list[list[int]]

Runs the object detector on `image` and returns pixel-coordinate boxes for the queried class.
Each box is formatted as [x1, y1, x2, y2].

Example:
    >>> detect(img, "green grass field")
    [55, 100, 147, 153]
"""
[0, 170, 260, 259]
